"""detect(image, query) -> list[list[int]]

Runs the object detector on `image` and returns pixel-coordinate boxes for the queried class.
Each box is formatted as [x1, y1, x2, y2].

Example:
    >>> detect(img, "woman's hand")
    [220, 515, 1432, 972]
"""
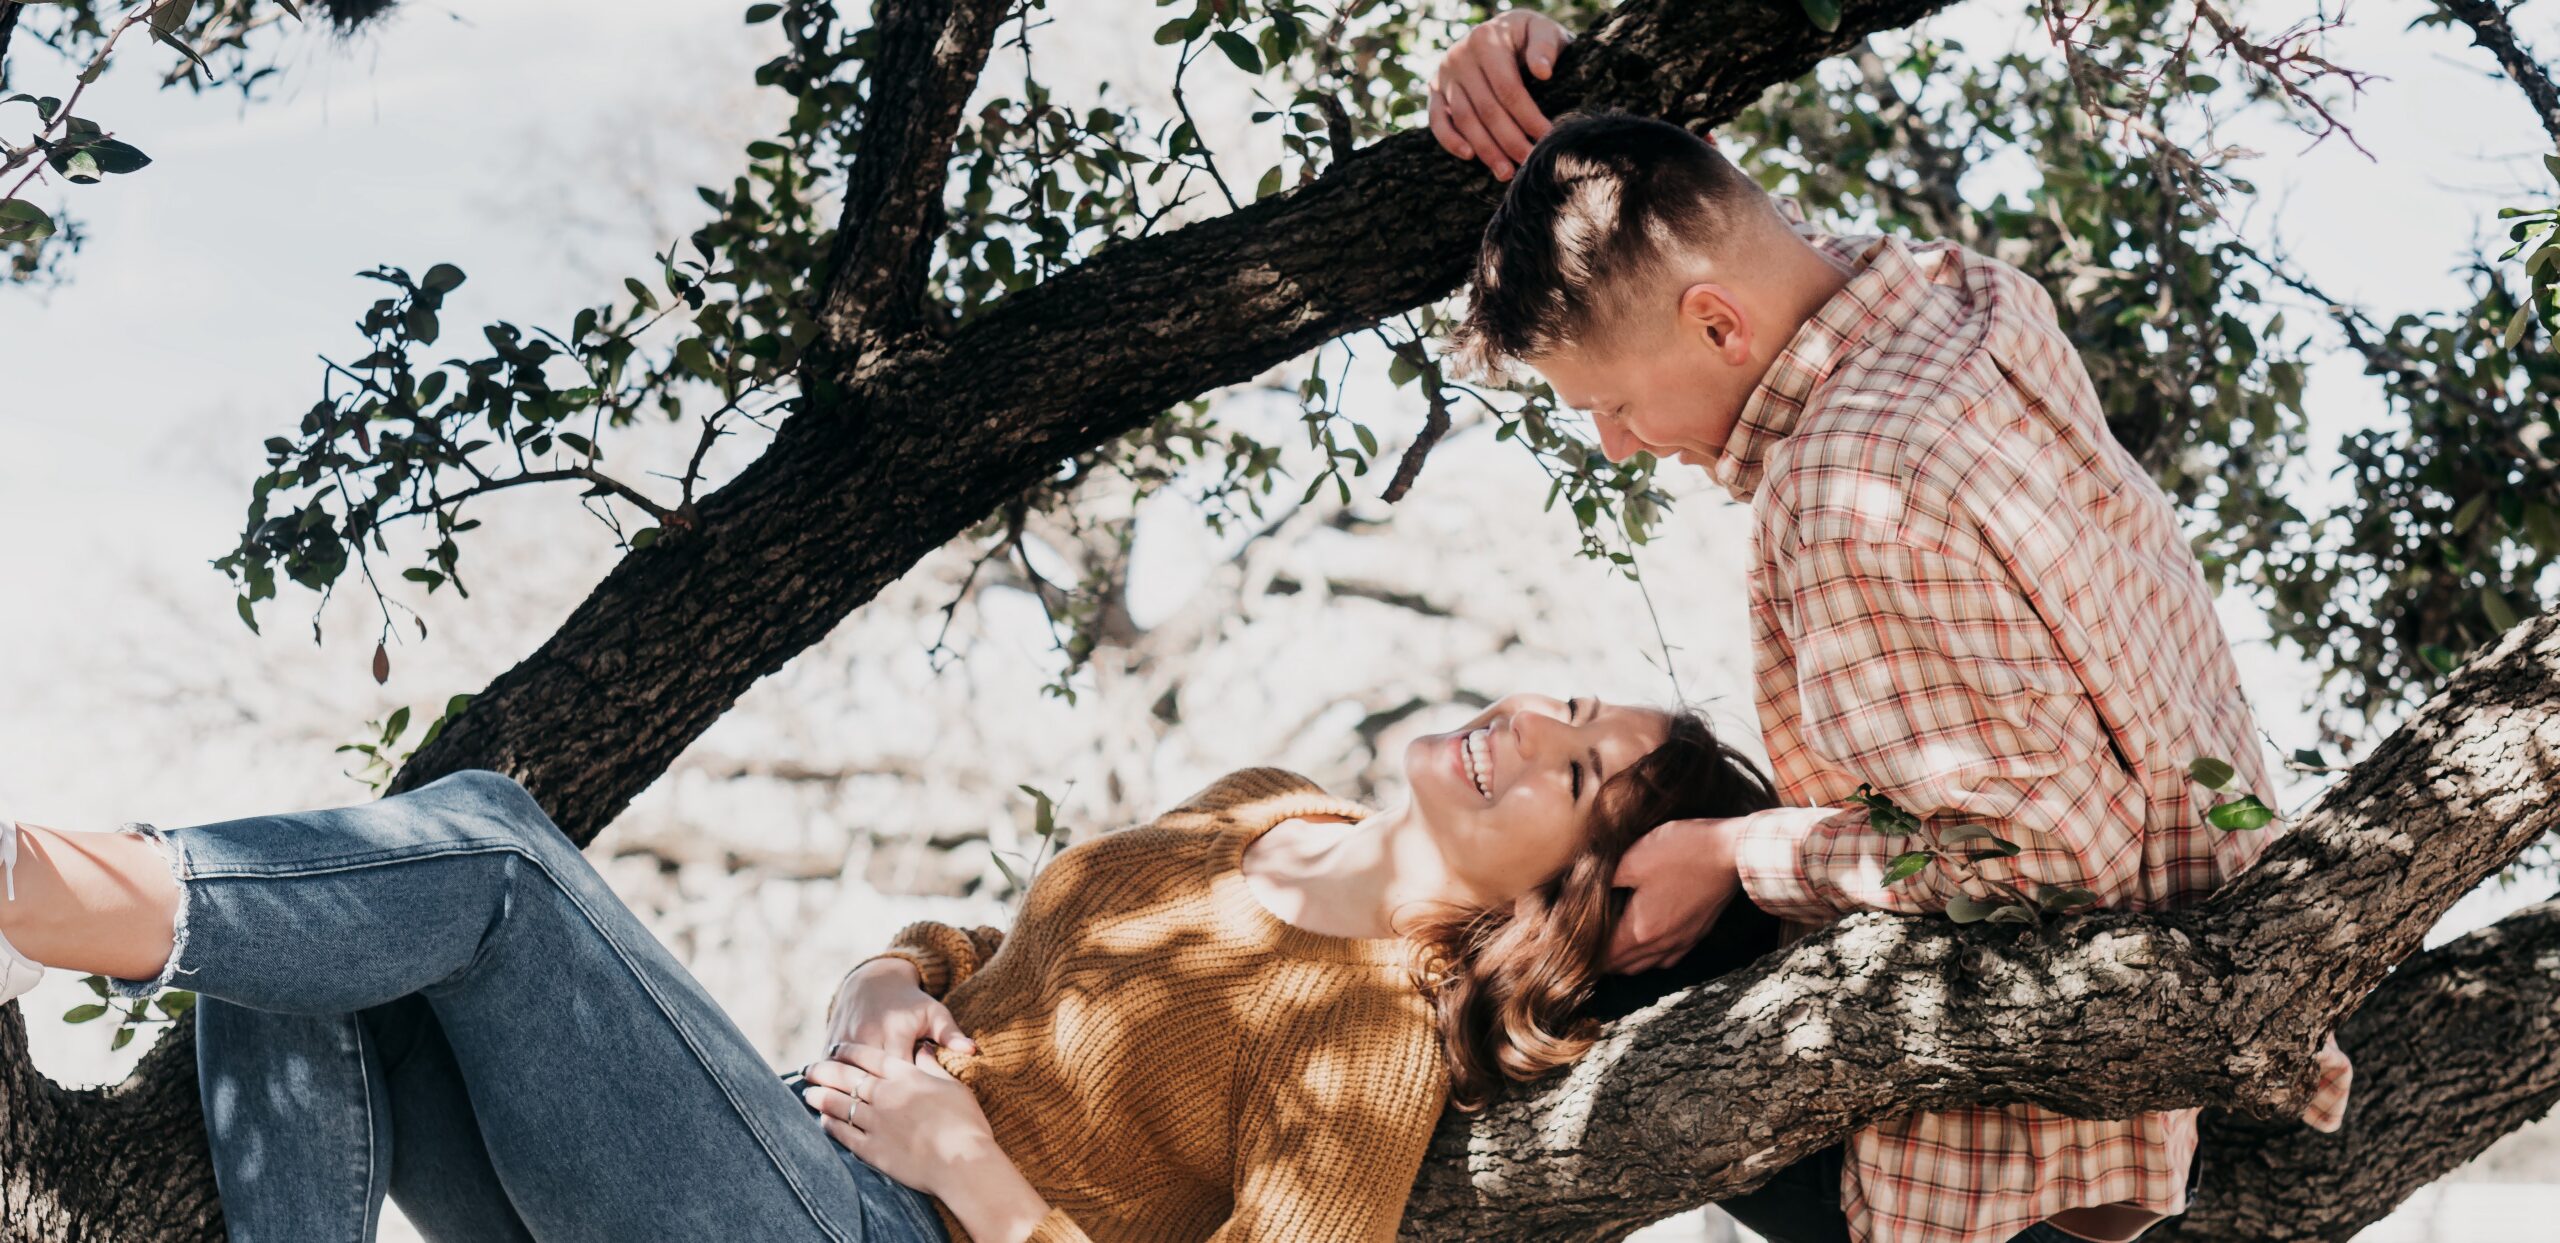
[1429, 10, 1572, 180]
[824, 958, 975, 1058]
[805, 1043, 1050, 1243]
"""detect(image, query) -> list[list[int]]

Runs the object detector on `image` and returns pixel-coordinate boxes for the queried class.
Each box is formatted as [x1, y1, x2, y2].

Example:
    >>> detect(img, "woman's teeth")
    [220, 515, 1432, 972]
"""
[1463, 727, 1491, 798]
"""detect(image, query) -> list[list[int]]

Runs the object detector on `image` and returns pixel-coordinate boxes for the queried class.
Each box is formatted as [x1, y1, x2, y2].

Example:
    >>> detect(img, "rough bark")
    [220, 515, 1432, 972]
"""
[0, 1008, 221, 1242]
[1398, 611, 2560, 1239]
[2157, 895, 2560, 1241]
[814, 0, 1017, 369]
[2437, 0, 2560, 146]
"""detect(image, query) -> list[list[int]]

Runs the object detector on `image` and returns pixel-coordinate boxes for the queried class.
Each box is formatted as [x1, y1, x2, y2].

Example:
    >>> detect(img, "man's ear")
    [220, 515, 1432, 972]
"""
[1678, 282, 1752, 367]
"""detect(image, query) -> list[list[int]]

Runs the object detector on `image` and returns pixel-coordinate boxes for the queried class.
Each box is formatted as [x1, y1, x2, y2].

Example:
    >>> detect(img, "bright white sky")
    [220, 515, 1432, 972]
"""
[1, 0, 2555, 1211]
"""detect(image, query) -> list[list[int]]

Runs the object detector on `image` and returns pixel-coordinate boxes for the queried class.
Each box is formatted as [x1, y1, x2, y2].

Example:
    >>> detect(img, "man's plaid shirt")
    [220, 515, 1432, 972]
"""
[1715, 232, 2353, 1243]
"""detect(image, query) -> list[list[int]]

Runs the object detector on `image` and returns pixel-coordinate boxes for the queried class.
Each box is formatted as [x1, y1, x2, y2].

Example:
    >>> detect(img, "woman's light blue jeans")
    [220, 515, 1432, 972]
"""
[109, 770, 949, 1243]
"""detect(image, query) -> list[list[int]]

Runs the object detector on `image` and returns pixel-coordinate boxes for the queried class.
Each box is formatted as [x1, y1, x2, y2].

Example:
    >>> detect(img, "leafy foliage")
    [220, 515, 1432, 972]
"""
[14, 0, 2560, 734]
[2, 1, 349, 283]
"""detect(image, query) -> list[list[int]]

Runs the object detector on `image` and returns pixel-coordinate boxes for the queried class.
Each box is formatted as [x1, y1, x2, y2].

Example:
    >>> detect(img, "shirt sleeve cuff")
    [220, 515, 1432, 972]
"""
[1734, 805, 1857, 923]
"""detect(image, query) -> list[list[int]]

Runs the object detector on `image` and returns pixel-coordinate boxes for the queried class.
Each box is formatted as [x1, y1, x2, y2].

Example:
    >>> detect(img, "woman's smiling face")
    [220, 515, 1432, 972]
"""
[1403, 693, 1672, 902]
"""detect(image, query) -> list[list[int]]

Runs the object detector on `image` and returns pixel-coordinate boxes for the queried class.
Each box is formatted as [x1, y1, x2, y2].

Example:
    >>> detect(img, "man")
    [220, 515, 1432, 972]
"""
[1429, 15, 2351, 1243]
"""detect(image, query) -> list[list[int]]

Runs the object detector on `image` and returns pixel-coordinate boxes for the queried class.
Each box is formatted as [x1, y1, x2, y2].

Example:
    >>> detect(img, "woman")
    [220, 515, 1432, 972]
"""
[0, 693, 1777, 1242]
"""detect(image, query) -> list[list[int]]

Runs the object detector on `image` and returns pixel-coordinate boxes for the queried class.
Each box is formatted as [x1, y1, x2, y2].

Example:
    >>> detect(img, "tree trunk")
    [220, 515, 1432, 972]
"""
[0, 1008, 220, 1241]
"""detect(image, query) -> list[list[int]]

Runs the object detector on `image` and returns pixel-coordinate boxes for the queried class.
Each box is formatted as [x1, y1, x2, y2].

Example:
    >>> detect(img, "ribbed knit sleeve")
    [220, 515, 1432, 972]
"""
[1021, 1207, 1096, 1243]
[862, 921, 1006, 999]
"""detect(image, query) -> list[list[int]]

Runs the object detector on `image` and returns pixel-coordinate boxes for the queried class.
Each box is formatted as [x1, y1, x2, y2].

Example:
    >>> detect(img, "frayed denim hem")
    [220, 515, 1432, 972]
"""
[104, 822, 194, 1000]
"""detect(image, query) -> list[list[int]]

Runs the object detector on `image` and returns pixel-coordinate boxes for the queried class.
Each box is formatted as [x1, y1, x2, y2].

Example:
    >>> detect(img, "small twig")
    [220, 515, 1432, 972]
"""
[1169, 42, 1240, 212]
[1380, 333, 1453, 502]
[678, 412, 726, 514]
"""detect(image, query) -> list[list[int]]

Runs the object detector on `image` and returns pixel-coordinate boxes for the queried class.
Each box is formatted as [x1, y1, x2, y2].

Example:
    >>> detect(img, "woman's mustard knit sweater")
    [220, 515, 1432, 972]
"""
[865, 768, 1450, 1243]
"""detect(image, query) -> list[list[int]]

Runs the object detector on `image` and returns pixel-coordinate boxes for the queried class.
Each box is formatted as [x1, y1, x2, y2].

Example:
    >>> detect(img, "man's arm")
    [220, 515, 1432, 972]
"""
[1609, 533, 2153, 970]
[1745, 534, 2151, 916]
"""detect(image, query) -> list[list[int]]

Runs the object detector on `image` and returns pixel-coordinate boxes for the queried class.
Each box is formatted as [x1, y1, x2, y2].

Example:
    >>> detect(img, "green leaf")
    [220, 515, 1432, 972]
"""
[1940, 823, 2021, 858]
[2038, 885, 2099, 912]
[0, 199, 55, 243]
[1799, 0, 1842, 33]
[63, 1003, 108, 1024]
[2187, 757, 2236, 791]
[1881, 850, 1936, 885]
[384, 705, 412, 741]
[2503, 309, 2533, 350]
[2482, 588, 2522, 633]
[675, 337, 717, 380]
[2420, 643, 2461, 675]
[1020, 784, 1058, 839]
[989, 849, 1026, 895]
[1945, 894, 1998, 924]
[2207, 795, 2276, 832]
[1255, 164, 1283, 201]
[1152, 17, 1190, 45]
[1211, 30, 1263, 74]
[1845, 784, 1925, 835]
[2452, 493, 2491, 534]
[421, 263, 467, 294]
[1984, 904, 2039, 926]
[112, 1026, 135, 1051]
[745, 2, 782, 22]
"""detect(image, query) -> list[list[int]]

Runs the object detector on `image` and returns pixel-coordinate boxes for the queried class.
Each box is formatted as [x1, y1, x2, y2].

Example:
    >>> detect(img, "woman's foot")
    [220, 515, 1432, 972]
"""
[0, 814, 48, 1005]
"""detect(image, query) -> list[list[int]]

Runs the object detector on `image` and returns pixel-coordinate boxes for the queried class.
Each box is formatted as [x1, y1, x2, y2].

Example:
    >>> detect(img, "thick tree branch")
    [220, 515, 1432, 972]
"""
[2159, 895, 2560, 1241]
[385, 0, 1955, 844]
[815, 0, 1017, 371]
[1, 1006, 222, 1239]
[1397, 611, 2560, 1238]
[2437, 0, 2560, 146]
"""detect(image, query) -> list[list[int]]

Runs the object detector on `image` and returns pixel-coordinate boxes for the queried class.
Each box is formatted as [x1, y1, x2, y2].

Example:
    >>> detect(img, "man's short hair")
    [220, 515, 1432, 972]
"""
[1448, 112, 1763, 378]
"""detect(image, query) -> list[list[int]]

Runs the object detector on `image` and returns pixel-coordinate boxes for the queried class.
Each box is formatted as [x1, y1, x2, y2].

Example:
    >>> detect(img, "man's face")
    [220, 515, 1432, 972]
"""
[1530, 285, 1762, 470]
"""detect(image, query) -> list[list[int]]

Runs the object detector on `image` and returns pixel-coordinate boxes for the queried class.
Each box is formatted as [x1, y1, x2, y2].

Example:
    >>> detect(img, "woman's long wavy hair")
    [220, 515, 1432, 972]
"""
[1406, 709, 1779, 1112]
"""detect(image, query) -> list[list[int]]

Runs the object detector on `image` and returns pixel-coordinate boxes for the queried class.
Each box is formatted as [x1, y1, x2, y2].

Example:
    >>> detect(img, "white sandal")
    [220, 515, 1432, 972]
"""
[0, 811, 47, 1006]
